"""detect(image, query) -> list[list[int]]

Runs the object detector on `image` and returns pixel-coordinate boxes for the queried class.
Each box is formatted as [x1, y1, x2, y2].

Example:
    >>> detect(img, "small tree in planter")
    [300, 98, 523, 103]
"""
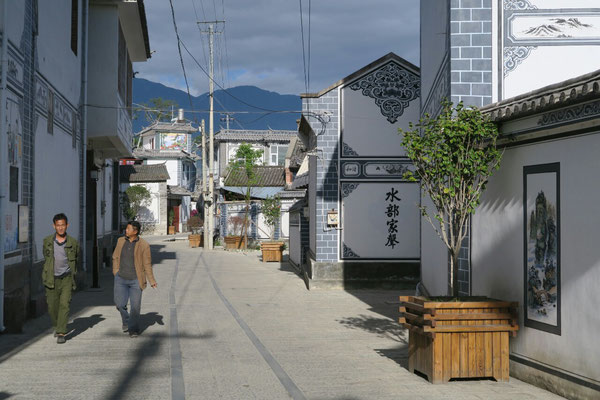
[401, 100, 502, 297]
[168, 209, 175, 234]
[228, 143, 263, 249]
[399, 101, 516, 384]
[225, 215, 246, 249]
[260, 195, 284, 262]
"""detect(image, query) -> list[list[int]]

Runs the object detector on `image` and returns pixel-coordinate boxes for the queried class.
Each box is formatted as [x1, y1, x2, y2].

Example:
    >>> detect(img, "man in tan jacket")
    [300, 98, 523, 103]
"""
[112, 221, 157, 337]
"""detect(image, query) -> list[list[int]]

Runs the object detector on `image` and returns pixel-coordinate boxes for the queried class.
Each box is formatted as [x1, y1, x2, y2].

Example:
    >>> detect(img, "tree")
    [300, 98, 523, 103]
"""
[261, 195, 282, 241]
[122, 185, 152, 222]
[135, 97, 179, 125]
[400, 100, 502, 297]
[228, 143, 264, 248]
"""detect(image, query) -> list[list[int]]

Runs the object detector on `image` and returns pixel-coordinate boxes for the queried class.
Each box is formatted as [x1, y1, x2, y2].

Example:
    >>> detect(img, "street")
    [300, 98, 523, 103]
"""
[0, 237, 564, 400]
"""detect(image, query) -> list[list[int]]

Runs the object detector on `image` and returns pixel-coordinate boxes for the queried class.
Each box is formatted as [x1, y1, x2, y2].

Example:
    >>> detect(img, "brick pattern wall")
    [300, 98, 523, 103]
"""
[449, 0, 492, 296]
[303, 90, 339, 263]
[450, 0, 493, 108]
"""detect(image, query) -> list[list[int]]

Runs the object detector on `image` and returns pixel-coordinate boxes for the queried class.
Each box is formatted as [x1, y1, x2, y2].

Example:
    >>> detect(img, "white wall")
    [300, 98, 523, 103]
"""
[472, 131, 600, 382]
[34, 122, 80, 262]
[147, 159, 178, 186]
[420, 191, 449, 296]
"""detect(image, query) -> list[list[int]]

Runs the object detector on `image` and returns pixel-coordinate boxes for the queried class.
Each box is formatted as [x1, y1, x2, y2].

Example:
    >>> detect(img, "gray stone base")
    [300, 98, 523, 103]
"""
[303, 256, 420, 290]
[510, 355, 600, 400]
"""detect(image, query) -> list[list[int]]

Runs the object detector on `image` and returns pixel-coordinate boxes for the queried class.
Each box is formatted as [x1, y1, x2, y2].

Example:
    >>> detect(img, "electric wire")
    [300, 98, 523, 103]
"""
[299, 0, 308, 93]
[191, 0, 209, 71]
[168, 0, 196, 117]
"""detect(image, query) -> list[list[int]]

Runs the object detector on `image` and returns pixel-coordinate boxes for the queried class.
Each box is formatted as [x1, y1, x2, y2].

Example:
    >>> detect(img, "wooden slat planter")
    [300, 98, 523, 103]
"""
[224, 236, 245, 250]
[399, 296, 518, 384]
[188, 234, 203, 248]
[261, 242, 284, 262]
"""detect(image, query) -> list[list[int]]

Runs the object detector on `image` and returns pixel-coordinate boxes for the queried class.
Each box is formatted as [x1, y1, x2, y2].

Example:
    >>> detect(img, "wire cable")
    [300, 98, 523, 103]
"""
[299, 0, 308, 93]
[169, 0, 195, 116]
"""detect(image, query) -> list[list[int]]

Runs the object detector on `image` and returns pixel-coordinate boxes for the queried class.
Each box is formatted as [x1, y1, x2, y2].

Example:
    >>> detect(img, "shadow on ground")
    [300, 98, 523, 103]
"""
[0, 392, 13, 399]
[67, 313, 106, 341]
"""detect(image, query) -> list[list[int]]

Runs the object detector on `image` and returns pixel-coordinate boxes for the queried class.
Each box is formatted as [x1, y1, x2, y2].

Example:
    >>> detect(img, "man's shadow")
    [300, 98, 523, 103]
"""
[66, 314, 105, 340]
[138, 312, 164, 334]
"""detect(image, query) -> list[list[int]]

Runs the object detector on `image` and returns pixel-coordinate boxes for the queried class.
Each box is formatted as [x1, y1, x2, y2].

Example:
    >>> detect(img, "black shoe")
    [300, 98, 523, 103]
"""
[129, 331, 139, 338]
[57, 335, 66, 344]
[122, 324, 129, 333]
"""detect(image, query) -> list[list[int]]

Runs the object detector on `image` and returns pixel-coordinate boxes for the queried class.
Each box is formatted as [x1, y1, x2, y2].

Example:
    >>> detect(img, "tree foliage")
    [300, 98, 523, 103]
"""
[122, 185, 152, 221]
[136, 97, 179, 124]
[227, 143, 264, 247]
[261, 195, 281, 240]
[400, 100, 502, 296]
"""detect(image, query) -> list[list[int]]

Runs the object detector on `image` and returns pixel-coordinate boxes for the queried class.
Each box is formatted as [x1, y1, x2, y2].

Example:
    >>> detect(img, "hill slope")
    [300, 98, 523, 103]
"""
[132, 78, 301, 133]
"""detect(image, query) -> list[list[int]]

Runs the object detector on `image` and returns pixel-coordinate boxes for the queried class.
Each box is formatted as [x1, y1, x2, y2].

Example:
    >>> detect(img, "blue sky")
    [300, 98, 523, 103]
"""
[136, 1, 420, 96]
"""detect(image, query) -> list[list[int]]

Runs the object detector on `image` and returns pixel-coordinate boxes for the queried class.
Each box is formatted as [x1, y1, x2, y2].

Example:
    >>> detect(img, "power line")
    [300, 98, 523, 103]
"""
[190, 0, 209, 71]
[299, 0, 308, 93]
[168, 0, 195, 117]
[308, 0, 311, 93]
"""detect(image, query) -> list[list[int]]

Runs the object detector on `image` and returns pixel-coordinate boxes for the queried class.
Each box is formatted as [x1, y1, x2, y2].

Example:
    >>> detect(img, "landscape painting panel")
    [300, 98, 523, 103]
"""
[524, 165, 560, 334]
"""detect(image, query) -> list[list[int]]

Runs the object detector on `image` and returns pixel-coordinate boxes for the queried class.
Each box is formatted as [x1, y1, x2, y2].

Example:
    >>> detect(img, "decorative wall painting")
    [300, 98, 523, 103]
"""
[523, 163, 561, 335]
[160, 133, 187, 150]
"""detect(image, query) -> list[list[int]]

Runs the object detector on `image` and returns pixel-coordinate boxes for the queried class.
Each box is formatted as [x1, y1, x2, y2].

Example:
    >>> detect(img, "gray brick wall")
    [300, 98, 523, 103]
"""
[303, 90, 339, 263]
[450, 0, 493, 108]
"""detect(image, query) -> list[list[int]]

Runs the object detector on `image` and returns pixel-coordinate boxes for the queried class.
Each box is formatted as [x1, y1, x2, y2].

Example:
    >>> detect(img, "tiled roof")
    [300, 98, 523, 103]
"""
[138, 121, 196, 136]
[286, 137, 306, 169]
[214, 129, 297, 142]
[482, 68, 600, 122]
[168, 185, 193, 196]
[120, 164, 169, 182]
[133, 148, 199, 160]
[224, 166, 286, 187]
[278, 189, 306, 199]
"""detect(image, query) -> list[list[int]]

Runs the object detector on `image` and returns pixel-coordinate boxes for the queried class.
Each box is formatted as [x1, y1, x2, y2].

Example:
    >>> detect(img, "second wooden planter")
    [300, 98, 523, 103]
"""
[188, 234, 203, 248]
[399, 296, 518, 384]
[224, 235, 245, 249]
[261, 241, 284, 262]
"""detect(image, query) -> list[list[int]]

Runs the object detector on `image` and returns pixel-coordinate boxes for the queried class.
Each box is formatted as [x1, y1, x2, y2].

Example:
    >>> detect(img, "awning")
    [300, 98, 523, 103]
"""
[222, 186, 283, 199]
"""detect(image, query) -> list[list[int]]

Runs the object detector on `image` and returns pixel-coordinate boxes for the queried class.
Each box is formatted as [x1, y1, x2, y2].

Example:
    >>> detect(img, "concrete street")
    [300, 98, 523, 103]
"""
[0, 236, 564, 399]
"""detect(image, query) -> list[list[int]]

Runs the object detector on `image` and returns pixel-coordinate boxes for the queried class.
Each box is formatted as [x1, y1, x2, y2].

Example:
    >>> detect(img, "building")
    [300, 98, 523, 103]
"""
[293, 52, 421, 289]
[132, 113, 198, 233]
[419, 1, 600, 397]
[0, 0, 151, 332]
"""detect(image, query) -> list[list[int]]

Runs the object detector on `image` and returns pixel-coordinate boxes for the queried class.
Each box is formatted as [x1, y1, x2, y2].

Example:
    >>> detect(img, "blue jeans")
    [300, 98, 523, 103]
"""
[114, 274, 142, 332]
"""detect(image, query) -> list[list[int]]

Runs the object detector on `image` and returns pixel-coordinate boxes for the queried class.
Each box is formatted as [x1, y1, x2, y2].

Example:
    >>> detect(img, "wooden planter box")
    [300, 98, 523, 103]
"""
[168, 226, 175, 235]
[188, 234, 203, 248]
[399, 296, 518, 384]
[261, 242, 284, 262]
[224, 236, 245, 249]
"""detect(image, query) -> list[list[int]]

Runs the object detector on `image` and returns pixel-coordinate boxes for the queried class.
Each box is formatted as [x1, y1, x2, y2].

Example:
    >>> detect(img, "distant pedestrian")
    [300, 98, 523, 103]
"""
[42, 213, 80, 344]
[112, 221, 157, 337]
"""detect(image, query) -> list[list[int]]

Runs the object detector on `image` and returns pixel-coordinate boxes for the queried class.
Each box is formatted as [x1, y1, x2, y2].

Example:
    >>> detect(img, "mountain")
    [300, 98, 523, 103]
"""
[132, 78, 301, 133]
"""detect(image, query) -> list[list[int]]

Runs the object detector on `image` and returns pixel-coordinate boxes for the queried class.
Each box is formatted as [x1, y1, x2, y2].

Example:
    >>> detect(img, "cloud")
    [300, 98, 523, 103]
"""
[135, 0, 420, 96]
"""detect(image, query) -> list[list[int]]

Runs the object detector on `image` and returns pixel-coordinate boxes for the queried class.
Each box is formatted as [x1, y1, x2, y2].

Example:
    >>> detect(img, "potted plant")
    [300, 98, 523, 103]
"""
[188, 210, 203, 247]
[399, 100, 515, 383]
[227, 143, 263, 249]
[260, 195, 284, 262]
[168, 208, 175, 235]
[224, 215, 246, 249]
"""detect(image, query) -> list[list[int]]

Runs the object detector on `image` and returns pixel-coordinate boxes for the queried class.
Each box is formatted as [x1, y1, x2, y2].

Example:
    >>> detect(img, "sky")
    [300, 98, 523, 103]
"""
[135, 0, 420, 97]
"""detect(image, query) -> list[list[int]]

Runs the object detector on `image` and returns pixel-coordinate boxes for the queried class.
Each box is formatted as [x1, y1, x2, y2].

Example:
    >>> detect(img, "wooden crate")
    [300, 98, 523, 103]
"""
[399, 295, 518, 384]
[224, 236, 245, 249]
[261, 242, 284, 262]
[188, 234, 203, 248]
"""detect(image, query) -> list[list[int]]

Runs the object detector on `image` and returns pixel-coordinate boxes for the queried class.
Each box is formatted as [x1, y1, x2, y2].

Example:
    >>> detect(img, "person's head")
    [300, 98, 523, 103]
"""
[126, 221, 141, 238]
[53, 213, 69, 237]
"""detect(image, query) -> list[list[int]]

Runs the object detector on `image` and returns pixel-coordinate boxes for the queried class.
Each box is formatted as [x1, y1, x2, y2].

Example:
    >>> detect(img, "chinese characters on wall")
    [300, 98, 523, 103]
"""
[385, 187, 401, 248]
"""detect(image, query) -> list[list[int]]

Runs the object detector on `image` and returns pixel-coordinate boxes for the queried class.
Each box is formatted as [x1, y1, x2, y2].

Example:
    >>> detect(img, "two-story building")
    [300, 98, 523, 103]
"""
[0, 0, 151, 332]
[129, 112, 198, 234]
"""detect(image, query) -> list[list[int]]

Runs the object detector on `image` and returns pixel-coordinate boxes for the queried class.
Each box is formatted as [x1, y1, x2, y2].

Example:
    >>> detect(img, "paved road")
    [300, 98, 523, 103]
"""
[0, 237, 564, 399]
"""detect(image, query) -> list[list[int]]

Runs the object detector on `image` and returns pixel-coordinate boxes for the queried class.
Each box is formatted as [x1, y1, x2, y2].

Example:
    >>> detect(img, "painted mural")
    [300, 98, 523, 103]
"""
[160, 133, 188, 150]
[524, 163, 561, 335]
[4, 96, 23, 252]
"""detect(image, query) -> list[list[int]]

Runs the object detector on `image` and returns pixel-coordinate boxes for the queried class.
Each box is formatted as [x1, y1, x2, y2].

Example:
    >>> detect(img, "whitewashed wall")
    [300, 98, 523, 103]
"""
[472, 131, 600, 382]
[147, 159, 178, 186]
[498, 0, 600, 100]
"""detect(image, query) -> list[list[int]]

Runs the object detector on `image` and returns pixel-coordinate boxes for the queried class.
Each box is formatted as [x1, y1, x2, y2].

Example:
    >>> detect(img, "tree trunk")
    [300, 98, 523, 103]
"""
[449, 251, 460, 297]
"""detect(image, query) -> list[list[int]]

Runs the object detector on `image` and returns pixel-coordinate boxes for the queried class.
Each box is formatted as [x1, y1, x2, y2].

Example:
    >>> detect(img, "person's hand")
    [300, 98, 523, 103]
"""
[151, 282, 158, 289]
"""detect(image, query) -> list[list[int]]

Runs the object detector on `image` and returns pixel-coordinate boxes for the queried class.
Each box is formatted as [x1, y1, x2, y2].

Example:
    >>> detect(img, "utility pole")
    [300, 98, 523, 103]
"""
[220, 113, 234, 130]
[201, 119, 209, 249]
[197, 20, 224, 250]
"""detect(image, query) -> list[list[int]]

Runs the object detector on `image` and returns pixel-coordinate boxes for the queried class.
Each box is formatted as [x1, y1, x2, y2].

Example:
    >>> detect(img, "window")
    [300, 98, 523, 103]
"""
[270, 145, 288, 166]
[71, 0, 78, 55]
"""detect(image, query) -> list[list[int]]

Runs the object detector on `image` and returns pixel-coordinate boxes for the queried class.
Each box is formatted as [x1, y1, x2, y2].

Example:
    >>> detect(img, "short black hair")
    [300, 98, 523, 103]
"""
[128, 221, 141, 233]
[53, 213, 68, 224]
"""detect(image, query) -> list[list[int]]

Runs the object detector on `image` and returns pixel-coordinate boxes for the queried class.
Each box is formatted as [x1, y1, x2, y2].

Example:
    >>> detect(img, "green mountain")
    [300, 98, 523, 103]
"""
[132, 78, 301, 133]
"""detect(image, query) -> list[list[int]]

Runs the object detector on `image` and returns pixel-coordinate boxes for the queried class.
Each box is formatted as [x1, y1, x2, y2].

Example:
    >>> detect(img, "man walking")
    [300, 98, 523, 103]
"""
[42, 213, 80, 344]
[112, 221, 157, 337]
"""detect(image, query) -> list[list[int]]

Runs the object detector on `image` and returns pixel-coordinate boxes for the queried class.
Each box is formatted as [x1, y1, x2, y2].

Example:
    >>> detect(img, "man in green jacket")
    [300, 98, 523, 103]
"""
[42, 213, 80, 344]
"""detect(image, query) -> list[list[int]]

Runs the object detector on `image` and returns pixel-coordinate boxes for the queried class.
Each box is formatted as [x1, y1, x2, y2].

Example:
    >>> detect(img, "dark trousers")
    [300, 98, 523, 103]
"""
[45, 276, 73, 334]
